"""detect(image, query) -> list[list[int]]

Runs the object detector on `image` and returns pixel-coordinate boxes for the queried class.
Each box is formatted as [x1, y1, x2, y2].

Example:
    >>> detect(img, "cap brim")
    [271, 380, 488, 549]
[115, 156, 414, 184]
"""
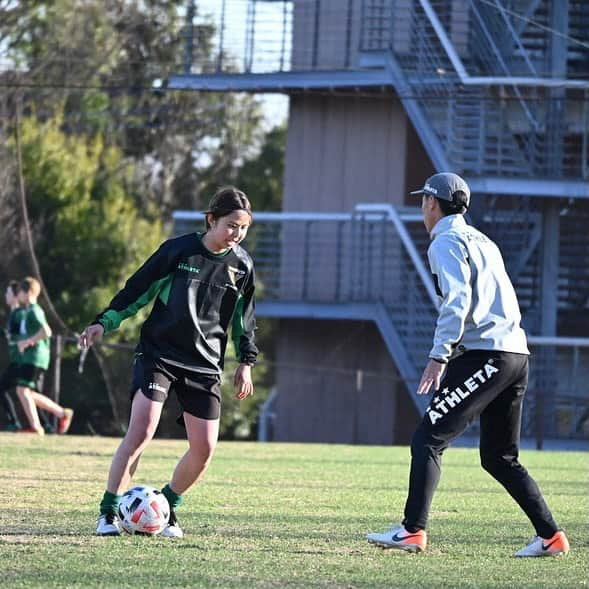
[409, 189, 425, 195]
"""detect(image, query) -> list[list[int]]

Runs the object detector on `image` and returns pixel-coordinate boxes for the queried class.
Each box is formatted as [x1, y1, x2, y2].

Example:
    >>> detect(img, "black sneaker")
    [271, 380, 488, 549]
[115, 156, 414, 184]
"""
[161, 508, 184, 538]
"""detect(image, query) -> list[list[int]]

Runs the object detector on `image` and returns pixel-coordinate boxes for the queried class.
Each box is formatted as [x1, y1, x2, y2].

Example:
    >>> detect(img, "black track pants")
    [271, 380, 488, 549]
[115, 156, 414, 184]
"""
[402, 350, 559, 538]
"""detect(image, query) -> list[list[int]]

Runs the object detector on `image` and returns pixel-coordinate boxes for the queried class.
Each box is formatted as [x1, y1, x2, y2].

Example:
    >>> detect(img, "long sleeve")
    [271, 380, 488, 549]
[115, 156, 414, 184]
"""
[231, 268, 258, 364]
[428, 234, 472, 362]
[94, 240, 177, 334]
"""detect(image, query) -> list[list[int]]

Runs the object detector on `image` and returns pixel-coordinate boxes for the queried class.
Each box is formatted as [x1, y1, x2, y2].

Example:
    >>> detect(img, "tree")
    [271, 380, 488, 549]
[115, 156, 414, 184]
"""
[17, 115, 164, 334]
[1, 0, 266, 217]
[235, 125, 286, 211]
[0, 1, 273, 436]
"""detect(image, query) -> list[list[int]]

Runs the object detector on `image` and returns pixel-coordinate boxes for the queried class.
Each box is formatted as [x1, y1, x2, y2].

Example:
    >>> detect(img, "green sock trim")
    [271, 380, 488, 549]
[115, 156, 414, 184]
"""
[161, 484, 183, 510]
[100, 490, 122, 516]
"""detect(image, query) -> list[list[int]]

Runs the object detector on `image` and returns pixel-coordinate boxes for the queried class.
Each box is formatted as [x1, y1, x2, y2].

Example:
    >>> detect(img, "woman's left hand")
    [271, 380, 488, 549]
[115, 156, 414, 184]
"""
[234, 364, 254, 400]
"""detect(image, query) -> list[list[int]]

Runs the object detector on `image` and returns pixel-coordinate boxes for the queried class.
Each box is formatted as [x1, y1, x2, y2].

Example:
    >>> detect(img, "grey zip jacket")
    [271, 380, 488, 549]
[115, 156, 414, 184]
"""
[427, 214, 529, 362]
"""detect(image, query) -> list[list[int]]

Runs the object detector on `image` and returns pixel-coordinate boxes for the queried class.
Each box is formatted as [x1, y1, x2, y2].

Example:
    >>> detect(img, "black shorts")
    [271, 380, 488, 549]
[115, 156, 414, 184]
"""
[17, 364, 46, 393]
[130, 354, 222, 421]
[0, 363, 19, 393]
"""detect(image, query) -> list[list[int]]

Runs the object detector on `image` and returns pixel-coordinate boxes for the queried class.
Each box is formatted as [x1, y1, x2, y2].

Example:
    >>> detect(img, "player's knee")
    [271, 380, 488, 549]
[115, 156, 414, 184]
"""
[410, 425, 442, 458]
[189, 439, 216, 466]
[480, 451, 506, 475]
[124, 424, 157, 451]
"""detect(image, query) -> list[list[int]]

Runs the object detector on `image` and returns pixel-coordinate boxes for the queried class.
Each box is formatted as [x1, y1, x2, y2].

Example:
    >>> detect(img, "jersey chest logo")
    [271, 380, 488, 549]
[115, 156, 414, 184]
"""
[227, 266, 246, 286]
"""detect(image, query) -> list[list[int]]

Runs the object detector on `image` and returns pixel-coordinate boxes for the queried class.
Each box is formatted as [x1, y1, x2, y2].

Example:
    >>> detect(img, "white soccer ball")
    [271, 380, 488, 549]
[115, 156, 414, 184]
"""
[118, 485, 170, 535]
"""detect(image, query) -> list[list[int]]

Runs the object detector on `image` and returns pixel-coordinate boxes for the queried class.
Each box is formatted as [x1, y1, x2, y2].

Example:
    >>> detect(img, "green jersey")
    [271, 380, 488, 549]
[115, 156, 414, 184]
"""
[5, 307, 24, 364]
[18, 303, 51, 370]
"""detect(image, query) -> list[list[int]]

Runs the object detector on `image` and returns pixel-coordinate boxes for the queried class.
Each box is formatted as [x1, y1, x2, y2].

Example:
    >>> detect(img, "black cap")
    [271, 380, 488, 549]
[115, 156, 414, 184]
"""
[410, 172, 470, 209]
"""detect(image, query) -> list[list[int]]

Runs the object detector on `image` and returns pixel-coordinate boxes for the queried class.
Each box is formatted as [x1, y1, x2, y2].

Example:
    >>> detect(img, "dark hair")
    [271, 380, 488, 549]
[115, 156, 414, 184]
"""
[437, 190, 469, 216]
[204, 186, 252, 229]
[7, 280, 19, 297]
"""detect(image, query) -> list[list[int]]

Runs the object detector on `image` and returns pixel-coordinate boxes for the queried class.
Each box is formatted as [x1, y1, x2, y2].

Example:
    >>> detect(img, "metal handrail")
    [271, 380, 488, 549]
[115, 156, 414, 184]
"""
[355, 203, 439, 307]
[466, 0, 539, 132]
[419, 0, 589, 89]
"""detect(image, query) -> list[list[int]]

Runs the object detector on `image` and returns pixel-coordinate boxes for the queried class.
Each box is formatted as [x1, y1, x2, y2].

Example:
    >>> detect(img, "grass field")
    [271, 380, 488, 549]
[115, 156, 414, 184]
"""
[0, 433, 587, 589]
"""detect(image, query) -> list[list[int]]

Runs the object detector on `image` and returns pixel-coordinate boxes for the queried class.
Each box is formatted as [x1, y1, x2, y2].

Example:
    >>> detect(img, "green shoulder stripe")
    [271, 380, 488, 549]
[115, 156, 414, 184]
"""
[101, 273, 173, 333]
[158, 274, 174, 305]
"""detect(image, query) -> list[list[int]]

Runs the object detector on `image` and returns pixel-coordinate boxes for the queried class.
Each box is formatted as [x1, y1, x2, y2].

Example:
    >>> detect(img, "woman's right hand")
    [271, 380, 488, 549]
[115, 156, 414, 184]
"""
[79, 323, 104, 349]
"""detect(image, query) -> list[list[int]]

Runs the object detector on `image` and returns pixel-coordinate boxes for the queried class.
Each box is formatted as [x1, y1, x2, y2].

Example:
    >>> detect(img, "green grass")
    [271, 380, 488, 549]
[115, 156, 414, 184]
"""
[0, 434, 587, 588]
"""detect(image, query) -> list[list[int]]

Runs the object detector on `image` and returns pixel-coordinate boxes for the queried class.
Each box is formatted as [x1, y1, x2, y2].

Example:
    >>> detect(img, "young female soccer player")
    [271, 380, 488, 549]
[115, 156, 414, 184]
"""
[80, 186, 258, 537]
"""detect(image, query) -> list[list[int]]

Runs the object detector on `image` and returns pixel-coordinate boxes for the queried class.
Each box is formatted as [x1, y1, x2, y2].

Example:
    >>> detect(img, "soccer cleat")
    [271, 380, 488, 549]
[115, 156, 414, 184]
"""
[57, 408, 74, 435]
[366, 524, 427, 553]
[18, 427, 45, 435]
[96, 513, 121, 536]
[515, 530, 570, 557]
[161, 508, 184, 538]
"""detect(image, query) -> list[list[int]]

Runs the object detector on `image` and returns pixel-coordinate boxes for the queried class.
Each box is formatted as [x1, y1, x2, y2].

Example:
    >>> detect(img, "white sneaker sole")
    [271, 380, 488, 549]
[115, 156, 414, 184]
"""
[161, 526, 184, 539]
[367, 538, 423, 553]
[515, 550, 567, 558]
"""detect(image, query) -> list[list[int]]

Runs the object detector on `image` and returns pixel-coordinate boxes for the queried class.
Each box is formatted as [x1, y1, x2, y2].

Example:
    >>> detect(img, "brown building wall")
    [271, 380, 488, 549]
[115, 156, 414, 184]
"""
[273, 319, 419, 445]
[283, 93, 412, 211]
[272, 89, 432, 445]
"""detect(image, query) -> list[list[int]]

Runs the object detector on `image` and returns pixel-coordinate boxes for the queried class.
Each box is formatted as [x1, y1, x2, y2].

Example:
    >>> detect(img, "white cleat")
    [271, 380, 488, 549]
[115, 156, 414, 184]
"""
[515, 531, 569, 557]
[161, 510, 184, 538]
[366, 524, 427, 553]
[96, 513, 121, 536]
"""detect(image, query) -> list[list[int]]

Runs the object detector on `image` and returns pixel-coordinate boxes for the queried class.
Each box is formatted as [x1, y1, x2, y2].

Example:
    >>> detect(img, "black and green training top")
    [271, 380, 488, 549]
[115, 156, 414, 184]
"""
[93, 233, 258, 375]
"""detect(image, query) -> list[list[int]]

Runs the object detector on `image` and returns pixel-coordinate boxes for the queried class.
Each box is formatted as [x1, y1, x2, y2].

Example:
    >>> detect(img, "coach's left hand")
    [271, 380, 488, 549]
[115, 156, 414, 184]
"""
[234, 363, 254, 400]
[417, 359, 446, 395]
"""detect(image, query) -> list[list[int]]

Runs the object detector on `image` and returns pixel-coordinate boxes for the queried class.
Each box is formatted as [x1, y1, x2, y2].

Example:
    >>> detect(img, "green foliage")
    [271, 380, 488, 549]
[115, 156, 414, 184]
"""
[2, 0, 267, 216]
[17, 115, 164, 337]
[0, 1, 281, 438]
[236, 125, 286, 211]
[1, 436, 588, 588]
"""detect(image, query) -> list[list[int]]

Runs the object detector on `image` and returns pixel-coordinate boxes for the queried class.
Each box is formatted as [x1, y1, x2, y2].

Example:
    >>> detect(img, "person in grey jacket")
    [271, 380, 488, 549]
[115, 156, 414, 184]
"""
[367, 172, 569, 557]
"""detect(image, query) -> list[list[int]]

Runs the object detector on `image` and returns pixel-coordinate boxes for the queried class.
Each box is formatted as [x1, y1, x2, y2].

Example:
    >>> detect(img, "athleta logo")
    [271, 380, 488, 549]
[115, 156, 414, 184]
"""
[148, 382, 166, 393]
[178, 262, 200, 274]
[426, 360, 499, 425]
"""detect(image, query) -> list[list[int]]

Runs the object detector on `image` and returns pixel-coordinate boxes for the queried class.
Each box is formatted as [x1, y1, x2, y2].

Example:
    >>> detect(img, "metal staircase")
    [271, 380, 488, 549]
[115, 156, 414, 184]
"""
[169, 1, 589, 439]
[359, 0, 589, 182]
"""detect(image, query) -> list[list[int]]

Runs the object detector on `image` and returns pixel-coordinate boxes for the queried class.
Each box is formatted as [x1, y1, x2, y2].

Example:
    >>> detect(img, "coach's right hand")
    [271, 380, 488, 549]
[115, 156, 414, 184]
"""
[79, 323, 104, 349]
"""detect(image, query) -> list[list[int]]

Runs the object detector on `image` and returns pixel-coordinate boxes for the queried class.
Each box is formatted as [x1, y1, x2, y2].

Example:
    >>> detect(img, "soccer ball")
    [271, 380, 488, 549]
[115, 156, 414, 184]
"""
[118, 485, 170, 535]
